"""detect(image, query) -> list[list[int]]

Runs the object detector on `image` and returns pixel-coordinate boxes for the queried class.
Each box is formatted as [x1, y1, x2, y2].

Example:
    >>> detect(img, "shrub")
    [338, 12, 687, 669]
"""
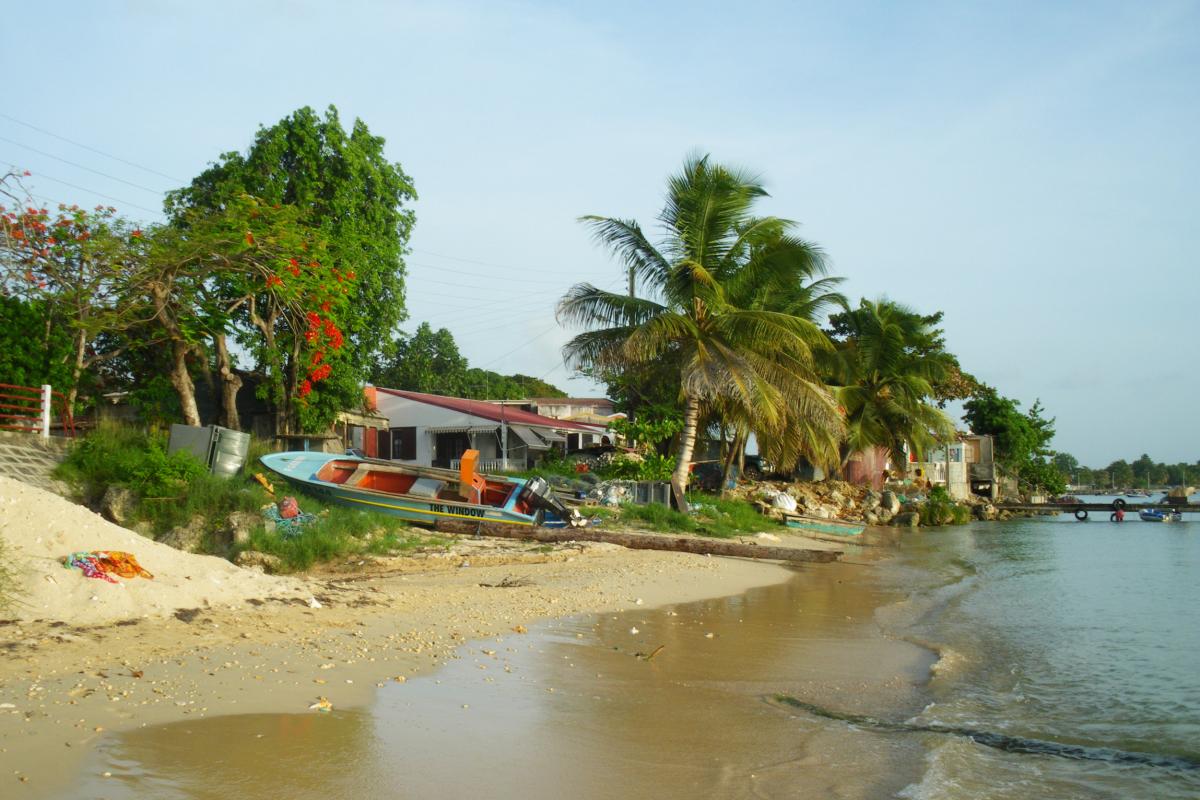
[597, 453, 675, 482]
[920, 485, 970, 526]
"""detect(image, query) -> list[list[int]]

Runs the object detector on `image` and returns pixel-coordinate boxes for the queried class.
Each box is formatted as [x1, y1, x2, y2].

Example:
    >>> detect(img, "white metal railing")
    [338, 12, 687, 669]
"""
[450, 457, 513, 473]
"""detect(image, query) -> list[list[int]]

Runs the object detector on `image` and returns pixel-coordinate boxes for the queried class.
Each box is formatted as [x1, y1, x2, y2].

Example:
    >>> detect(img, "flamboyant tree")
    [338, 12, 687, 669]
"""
[139, 196, 350, 431]
[165, 105, 416, 427]
[0, 193, 146, 410]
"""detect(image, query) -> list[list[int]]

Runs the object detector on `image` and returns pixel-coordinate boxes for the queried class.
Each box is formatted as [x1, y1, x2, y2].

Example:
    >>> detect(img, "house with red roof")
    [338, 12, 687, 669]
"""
[367, 388, 608, 471]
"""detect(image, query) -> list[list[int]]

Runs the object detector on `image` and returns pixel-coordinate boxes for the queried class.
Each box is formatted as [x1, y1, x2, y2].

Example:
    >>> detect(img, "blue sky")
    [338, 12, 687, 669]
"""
[2, 1, 1197, 466]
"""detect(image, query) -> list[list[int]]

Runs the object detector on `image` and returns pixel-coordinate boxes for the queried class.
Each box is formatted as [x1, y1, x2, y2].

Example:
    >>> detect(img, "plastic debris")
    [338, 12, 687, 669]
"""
[308, 697, 333, 713]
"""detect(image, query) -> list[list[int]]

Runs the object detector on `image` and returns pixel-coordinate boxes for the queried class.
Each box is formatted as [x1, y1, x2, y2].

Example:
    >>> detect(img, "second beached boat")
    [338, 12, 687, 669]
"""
[260, 449, 586, 529]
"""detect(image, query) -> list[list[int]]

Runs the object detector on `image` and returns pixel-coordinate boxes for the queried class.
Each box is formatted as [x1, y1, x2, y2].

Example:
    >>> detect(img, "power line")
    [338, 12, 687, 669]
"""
[0, 112, 185, 183]
[0, 135, 169, 196]
[12, 169, 164, 216]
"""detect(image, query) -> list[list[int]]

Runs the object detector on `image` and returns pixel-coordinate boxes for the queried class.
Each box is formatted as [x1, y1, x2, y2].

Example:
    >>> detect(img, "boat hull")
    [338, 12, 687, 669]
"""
[260, 452, 538, 528]
[784, 515, 866, 538]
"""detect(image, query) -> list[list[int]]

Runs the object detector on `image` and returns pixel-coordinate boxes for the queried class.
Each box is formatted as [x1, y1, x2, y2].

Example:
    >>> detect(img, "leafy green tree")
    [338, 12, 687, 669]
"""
[0, 296, 76, 389]
[962, 388, 1061, 493]
[1104, 459, 1133, 487]
[558, 154, 841, 511]
[1053, 452, 1079, 481]
[1130, 453, 1155, 483]
[826, 299, 956, 468]
[166, 105, 416, 425]
[372, 323, 469, 395]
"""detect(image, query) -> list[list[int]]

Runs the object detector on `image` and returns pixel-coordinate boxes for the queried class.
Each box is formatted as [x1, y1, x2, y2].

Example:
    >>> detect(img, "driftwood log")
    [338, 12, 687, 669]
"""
[434, 521, 841, 564]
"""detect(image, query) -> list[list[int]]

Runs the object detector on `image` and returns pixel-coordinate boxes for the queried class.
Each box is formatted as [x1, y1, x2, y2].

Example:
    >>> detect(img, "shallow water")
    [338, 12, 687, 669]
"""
[65, 512, 1200, 798]
[892, 510, 1200, 799]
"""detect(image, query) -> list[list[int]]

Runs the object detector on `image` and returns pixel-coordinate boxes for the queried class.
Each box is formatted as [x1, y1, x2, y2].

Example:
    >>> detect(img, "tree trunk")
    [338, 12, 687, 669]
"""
[670, 393, 701, 513]
[169, 339, 202, 427]
[213, 333, 242, 430]
[66, 327, 87, 413]
[432, 519, 840, 564]
[720, 427, 745, 497]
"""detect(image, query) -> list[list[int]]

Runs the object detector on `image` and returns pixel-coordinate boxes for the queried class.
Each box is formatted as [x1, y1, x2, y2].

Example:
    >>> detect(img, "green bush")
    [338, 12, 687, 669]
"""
[920, 485, 970, 526]
[597, 453, 675, 482]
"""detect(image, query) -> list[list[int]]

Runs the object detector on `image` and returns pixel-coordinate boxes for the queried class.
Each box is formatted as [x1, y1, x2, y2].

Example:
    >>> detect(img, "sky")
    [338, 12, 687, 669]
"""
[2, 0, 1197, 466]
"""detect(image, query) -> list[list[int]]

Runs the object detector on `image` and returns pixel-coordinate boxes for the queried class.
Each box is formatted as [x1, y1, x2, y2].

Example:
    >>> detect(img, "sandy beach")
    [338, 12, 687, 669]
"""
[1, 475, 836, 796]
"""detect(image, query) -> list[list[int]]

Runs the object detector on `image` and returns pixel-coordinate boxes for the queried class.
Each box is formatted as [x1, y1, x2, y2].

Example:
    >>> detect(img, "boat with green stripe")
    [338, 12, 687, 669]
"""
[260, 450, 584, 529]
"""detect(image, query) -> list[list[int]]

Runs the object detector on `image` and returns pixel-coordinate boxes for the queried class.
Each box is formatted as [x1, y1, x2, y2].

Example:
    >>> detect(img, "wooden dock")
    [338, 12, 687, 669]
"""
[995, 501, 1200, 519]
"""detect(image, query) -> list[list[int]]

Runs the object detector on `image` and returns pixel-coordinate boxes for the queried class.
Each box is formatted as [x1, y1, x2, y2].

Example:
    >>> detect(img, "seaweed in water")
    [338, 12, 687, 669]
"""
[771, 695, 1200, 772]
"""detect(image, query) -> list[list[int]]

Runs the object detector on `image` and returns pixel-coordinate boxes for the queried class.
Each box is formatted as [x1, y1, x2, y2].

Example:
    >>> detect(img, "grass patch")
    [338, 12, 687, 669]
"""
[238, 504, 442, 572]
[606, 493, 774, 539]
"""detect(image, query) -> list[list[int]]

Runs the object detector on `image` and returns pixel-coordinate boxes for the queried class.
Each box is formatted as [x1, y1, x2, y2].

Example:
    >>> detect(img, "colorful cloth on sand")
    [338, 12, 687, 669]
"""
[64, 551, 154, 582]
[263, 504, 317, 538]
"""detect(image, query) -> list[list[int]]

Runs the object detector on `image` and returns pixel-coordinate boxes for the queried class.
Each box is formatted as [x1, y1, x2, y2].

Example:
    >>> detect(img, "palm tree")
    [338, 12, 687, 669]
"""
[827, 298, 955, 468]
[557, 154, 842, 511]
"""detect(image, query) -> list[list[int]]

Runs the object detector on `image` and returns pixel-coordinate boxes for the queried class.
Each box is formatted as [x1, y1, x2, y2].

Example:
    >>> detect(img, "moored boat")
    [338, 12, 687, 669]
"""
[1138, 508, 1182, 523]
[260, 449, 585, 529]
[784, 514, 866, 541]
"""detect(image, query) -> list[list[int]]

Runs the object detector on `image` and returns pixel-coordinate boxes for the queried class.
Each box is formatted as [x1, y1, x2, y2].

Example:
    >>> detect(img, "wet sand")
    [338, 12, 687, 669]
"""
[46, 550, 933, 799]
[1, 542, 807, 797]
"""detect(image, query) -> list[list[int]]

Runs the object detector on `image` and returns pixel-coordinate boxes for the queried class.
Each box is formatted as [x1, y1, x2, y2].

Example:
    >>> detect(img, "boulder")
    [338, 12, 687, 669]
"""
[219, 511, 261, 547]
[234, 550, 283, 573]
[880, 491, 901, 515]
[974, 503, 997, 521]
[158, 515, 207, 553]
[864, 512, 879, 526]
[99, 485, 136, 526]
[771, 493, 798, 512]
[892, 511, 920, 527]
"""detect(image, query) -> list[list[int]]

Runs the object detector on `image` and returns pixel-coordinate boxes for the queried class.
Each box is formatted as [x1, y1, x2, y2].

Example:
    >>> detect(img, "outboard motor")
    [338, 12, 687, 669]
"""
[518, 476, 585, 527]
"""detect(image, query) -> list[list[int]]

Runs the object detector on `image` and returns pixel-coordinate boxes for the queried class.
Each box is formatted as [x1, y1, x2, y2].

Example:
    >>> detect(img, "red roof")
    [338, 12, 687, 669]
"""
[375, 388, 604, 432]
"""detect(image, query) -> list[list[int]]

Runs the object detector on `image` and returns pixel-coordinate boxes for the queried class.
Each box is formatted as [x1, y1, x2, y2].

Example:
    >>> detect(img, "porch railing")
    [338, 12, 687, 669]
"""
[0, 383, 75, 438]
[450, 457, 514, 473]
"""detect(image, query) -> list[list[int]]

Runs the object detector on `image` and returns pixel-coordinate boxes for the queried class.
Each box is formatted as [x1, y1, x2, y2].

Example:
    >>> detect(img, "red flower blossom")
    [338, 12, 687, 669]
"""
[245, 231, 256, 246]
[310, 350, 325, 366]
[131, 230, 142, 239]
[266, 274, 283, 288]
[306, 311, 321, 327]
[319, 301, 331, 313]
[298, 379, 313, 398]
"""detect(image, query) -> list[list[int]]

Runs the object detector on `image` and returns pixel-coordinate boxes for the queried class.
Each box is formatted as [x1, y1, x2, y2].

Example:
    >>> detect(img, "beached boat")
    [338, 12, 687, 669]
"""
[260, 449, 585, 529]
[784, 515, 866, 540]
[1138, 508, 1182, 523]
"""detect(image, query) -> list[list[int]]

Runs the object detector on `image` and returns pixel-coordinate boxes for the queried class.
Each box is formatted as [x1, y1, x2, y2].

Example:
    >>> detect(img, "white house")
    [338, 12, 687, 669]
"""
[370, 388, 605, 472]
[491, 397, 623, 451]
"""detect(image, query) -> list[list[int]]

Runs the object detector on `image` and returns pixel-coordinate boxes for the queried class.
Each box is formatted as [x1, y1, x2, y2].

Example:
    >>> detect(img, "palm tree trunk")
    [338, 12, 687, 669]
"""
[670, 394, 700, 513]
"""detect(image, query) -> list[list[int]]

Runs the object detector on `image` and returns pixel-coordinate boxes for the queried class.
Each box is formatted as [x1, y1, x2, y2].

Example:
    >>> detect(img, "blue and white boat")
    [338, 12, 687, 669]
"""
[260, 450, 584, 529]
[1138, 508, 1182, 523]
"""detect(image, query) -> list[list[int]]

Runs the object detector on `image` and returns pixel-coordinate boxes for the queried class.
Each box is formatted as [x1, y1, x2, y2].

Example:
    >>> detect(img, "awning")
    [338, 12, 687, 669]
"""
[509, 425, 550, 450]
[537, 429, 567, 443]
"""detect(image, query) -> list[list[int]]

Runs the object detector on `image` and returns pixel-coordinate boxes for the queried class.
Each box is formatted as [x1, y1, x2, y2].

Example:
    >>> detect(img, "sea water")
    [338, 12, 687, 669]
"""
[66, 511, 1200, 799]
[889, 509, 1200, 798]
